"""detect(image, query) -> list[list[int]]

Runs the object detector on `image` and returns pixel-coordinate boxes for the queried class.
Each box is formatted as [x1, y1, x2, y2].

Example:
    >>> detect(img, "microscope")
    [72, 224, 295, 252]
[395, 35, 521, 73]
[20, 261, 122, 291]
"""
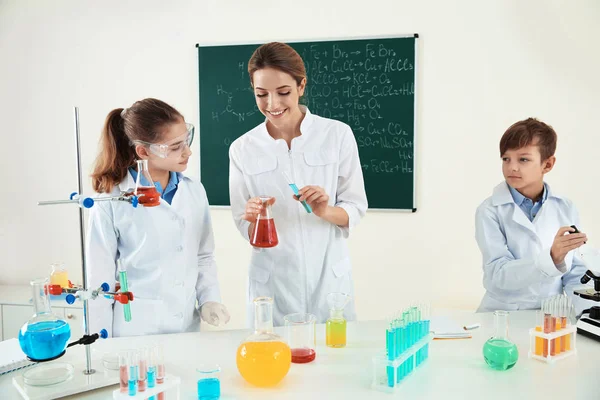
[574, 244, 600, 341]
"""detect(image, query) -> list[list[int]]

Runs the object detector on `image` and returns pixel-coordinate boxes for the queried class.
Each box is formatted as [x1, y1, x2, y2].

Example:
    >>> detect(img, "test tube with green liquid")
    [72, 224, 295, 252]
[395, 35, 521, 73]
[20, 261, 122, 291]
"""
[117, 260, 132, 322]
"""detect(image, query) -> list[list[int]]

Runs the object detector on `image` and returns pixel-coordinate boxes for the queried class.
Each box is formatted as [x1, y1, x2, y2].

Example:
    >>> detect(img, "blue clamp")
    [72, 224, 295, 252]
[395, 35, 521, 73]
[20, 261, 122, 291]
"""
[100, 282, 110, 292]
[82, 198, 94, 208]
[65, 294, 76, 305]
[69, 192, 78, 200]
[131, 196, 139, 208]
[99, 329, 109, 339]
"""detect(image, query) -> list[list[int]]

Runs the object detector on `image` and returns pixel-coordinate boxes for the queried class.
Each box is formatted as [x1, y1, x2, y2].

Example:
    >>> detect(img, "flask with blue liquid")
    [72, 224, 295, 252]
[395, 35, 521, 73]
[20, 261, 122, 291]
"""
[18, 277, 71, 361]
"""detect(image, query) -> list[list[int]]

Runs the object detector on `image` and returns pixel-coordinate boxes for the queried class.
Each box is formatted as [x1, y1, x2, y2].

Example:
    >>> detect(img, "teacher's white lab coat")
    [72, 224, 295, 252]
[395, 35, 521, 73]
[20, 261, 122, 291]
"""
[229, 107, 368, 327]
[86, 173, 221, 337]
[475, 182, 591, 314]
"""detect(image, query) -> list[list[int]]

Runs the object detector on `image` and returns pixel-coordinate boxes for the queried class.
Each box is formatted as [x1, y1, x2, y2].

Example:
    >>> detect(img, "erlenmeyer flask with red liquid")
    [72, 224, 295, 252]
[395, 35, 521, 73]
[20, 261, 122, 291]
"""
[250, 196, 278, 248]
[134, 160, 160, 207]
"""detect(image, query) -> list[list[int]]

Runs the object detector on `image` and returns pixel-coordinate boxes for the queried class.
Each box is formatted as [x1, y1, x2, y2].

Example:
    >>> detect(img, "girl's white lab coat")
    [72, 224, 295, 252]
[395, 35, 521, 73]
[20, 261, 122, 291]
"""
[475, 182, 590, 314]
[86, 173, 221, 337]
[229, 107, 368, 327]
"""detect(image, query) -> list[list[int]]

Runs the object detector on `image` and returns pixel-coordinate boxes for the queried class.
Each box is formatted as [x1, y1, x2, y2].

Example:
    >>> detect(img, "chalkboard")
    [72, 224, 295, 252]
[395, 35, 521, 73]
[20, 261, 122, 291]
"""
[197, 35, 417, 210]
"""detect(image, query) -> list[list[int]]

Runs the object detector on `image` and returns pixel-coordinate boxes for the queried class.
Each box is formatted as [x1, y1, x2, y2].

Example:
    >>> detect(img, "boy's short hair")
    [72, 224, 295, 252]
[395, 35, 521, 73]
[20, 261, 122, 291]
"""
[499, 118, 557, 161]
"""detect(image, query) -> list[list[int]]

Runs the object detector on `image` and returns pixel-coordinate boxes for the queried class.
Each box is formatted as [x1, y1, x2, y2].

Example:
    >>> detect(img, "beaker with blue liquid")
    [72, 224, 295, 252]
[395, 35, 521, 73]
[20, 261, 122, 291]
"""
[18, 277, 71, 361]
[197, 364, 221, 400]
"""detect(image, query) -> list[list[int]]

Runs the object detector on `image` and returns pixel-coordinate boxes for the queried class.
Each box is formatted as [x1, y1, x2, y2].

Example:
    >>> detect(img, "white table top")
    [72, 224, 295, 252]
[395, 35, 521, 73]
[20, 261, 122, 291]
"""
[1, 309, 598, 399]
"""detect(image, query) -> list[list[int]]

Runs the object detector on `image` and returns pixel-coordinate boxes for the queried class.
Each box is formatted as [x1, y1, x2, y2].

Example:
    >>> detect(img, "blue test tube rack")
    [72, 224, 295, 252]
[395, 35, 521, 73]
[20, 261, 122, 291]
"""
[372, 306, 432, 393]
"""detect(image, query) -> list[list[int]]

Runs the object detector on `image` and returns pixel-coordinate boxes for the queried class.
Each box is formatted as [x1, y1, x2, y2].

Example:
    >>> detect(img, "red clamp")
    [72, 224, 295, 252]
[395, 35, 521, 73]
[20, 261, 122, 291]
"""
[114, 292, 134, 304]
[44, 284, 63, 296]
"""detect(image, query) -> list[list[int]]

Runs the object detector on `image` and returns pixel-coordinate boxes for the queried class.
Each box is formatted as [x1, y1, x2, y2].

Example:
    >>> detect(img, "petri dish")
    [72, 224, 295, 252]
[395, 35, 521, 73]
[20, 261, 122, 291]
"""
[23, 362, 74, 386]
[102, 352, 119, 370]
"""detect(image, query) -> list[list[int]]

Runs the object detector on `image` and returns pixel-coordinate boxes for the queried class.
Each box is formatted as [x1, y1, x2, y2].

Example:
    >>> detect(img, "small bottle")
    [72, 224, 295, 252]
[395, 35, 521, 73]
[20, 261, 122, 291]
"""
[50, 263, 69, 289]
[326, 293, 351, 348]
[483, 310, 519, 370]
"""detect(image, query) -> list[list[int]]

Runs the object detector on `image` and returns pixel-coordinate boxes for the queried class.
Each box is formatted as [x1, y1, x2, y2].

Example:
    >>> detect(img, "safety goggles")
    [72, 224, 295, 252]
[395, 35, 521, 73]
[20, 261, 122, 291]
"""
[133, 123, 195, 159]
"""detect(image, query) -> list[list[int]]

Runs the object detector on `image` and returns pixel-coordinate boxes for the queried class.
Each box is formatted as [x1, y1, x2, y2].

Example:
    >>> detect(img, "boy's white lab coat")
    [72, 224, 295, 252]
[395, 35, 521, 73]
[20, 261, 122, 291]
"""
[229, 107, 368, 327]
[86, 173, 221, 337]
[475, 182, 590, 314]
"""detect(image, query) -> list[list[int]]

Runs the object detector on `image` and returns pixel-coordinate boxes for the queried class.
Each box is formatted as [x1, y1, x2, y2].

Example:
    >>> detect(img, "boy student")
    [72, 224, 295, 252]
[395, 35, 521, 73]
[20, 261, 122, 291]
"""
[475, 118, 591, 314]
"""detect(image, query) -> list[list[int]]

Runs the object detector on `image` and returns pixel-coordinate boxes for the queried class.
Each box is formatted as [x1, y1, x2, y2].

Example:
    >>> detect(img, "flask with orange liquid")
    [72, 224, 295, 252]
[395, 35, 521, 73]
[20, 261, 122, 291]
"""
[134, 160, 160, 207]
[236, 297, 291, 387]
[250, 196, 278, 248]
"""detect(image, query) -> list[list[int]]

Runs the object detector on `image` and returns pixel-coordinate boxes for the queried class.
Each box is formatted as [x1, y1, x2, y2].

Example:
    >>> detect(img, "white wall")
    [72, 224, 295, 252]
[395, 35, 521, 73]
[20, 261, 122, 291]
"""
[1, 0, 599, 329]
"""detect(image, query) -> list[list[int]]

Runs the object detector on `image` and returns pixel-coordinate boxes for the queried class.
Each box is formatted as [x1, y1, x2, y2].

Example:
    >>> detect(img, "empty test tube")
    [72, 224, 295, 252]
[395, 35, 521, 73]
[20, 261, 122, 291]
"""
[535, 310, 543, 356]
[550, 297, 557, 356]
[560, 298, 567, 353]
[386, 317, 396, 387]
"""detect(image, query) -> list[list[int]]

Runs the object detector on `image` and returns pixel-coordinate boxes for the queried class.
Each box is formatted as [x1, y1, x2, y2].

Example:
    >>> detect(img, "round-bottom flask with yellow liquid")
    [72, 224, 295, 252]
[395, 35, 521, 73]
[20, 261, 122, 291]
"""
[236, 297, 291, 387]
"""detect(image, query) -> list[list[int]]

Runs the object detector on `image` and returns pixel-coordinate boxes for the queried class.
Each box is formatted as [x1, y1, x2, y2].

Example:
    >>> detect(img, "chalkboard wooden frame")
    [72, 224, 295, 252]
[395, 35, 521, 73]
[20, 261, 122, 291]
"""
[196, 34, 419, 212]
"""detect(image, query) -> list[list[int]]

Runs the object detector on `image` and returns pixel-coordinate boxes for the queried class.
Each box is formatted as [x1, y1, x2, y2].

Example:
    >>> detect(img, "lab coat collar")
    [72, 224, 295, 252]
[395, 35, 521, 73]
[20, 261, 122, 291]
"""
[492, 181, 564, 234]
[256, 105, 314, 142]
[117, 170, 187, 194]
[492, 181, 562, 207]
[118, 172, 136, 193]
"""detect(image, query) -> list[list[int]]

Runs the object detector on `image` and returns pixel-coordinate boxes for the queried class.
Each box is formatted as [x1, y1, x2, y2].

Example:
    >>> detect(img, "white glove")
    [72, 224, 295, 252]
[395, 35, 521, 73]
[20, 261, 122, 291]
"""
[200, 302, 231, 327]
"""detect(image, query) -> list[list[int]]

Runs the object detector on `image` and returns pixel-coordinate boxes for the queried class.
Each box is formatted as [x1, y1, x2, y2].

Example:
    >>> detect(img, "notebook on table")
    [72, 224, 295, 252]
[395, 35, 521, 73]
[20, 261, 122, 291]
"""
[0, 338, 36, 376]
[430, 316, 473, 339]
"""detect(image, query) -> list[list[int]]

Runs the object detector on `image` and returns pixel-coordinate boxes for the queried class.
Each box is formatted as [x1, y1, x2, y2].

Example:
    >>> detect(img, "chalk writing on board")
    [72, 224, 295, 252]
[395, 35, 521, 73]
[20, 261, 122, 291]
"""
[209, 42, 413, 175]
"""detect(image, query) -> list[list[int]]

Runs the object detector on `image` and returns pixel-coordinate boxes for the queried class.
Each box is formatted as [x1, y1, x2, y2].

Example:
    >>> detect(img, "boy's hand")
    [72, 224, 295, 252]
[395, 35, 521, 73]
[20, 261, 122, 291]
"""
[550, 226, 587, 265]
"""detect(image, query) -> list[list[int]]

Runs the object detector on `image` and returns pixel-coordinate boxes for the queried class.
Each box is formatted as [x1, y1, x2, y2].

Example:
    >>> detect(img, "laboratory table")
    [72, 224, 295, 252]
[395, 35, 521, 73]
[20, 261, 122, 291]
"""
[1, 310, 598, 399]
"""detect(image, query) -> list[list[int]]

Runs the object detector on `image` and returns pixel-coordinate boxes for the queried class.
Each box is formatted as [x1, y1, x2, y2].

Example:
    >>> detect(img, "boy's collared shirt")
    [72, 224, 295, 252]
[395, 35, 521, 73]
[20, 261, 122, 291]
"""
[128, 167, 181, 205]
[508, 183, 567, 272]
[508, 183, 548, 222]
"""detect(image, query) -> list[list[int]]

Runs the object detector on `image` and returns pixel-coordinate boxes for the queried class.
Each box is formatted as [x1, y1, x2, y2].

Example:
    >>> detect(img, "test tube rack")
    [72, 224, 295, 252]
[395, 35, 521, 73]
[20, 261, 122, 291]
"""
[528, 326, 577, 363]
[371, 333, 433, 393]
[112, 374, 180, 399]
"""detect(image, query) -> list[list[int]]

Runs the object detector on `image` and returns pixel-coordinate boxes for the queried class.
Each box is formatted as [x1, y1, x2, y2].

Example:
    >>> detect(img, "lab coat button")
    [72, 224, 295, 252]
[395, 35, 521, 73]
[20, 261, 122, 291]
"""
[176, 245, 183, 252]
[174, 312, 183, 319]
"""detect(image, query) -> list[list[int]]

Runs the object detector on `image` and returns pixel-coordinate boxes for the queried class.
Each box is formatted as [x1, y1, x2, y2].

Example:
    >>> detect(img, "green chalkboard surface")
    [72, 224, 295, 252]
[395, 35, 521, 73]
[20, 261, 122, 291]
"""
[197, 35, 417, 210]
